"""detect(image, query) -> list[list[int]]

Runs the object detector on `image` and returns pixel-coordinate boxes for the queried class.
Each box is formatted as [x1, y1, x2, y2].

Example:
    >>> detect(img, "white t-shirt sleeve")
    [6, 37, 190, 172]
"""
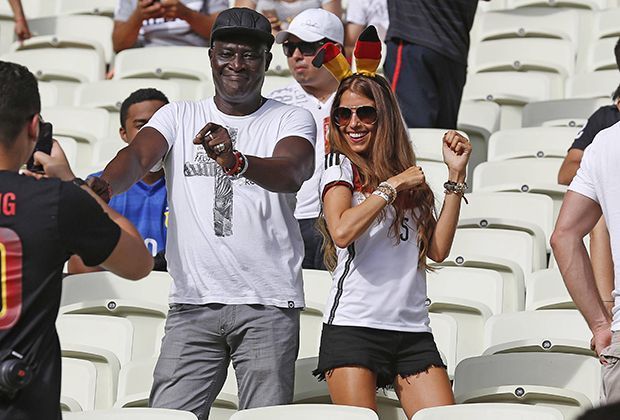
[278, 107, 317, 148]
[320, 153, 354, 200]
[144, 102, 179, 152]
[568, 135, 599, 204]
[345, 0, 368, 24]
[114, 0, 137, 22]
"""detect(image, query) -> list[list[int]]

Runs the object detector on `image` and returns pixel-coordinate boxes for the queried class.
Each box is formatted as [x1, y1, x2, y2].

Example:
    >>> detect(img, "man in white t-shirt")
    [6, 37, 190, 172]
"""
[112, 0, 228, 52]
[268, 8, 343, 270]
[90, 8, 316, 418]
[344, 0, 388, 58]
[552, 121, 620, 403]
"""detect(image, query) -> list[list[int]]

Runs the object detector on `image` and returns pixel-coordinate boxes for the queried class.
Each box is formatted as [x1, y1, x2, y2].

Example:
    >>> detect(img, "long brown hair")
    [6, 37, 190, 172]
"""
[319, 74, 437, 271]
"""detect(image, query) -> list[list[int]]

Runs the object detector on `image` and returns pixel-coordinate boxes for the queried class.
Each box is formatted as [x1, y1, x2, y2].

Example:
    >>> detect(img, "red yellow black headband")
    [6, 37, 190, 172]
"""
[312, 25, 382, 82]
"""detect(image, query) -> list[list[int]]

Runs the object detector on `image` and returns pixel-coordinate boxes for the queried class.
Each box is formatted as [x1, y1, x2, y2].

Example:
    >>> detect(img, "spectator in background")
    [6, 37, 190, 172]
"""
[112, 0, 228, 53]
[235, 0, 342, 34]
[0, 60, 152, 420]
[551, 120, 620, 404]
[268, 8, 343, 270]
[68, 88, 169, 274]
[384, 0, 489, 129]
[343, 0, 388, 58]
[7, 0, 31, 40]
[557, 84, 620, 319]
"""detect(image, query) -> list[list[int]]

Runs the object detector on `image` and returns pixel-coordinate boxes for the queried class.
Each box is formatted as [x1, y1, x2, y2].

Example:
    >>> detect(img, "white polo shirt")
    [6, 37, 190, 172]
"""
[569, 121, 620, 331]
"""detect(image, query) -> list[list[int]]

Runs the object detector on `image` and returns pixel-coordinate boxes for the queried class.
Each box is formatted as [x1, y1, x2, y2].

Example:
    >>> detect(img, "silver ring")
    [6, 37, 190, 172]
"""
[214, 143, 226, 153]
[207, 133, 214, 142]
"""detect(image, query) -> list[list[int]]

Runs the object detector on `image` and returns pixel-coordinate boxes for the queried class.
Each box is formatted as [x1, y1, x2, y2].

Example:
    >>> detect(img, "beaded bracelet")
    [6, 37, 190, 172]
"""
[225, 150, 249, 179]
[443, 180, 468, 204]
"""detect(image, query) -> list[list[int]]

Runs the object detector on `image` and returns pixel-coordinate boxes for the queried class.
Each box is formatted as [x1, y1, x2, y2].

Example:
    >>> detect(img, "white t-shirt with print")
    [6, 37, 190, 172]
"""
[345, 0, 389, 41]
[145, 98, 317, 307]
[268, 81, 333, 220]
[114, 0, 228, 47]
[569, 121, 620, 332]
[319, 153, 431, 332]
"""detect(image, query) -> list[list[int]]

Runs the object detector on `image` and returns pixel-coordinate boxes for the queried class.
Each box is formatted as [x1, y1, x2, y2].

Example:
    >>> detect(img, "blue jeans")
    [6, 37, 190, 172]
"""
[149, 303, 300, 419]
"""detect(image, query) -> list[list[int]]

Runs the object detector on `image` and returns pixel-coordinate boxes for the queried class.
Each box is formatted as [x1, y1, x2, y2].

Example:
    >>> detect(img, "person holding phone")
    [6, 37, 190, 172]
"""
[112, 0, 229, 52]
[0, 60, 153, 420]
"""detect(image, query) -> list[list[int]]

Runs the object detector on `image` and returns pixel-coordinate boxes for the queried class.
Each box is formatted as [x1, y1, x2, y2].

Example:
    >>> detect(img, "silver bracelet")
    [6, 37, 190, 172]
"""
[372, 189, 391, 203]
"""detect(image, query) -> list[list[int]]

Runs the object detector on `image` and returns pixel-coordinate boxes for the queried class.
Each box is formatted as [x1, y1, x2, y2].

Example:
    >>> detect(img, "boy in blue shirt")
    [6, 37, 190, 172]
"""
[68, 88, 169, 273]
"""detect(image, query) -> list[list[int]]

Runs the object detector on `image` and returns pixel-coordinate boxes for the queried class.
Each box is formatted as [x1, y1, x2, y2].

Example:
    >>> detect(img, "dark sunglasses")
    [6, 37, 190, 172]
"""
[282, 40, 326, 57]
[332, 106, 378, 126]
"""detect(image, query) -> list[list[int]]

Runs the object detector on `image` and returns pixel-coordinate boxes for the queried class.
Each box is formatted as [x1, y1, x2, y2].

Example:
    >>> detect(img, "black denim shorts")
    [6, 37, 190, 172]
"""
[313, 323, 446, 389]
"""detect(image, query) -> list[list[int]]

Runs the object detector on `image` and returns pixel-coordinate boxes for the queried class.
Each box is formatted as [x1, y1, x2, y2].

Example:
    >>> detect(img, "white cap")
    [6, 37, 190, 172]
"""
[275, 8, 344, 45]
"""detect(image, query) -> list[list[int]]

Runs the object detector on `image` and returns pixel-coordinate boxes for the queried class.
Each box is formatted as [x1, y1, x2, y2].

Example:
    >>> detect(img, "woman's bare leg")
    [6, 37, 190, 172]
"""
[326, 366, 378, 412]
[394, 366, 454, 419]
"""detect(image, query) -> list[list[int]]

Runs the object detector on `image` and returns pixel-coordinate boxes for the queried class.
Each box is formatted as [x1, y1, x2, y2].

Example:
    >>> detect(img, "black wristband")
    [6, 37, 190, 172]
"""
[72, 177, 87, 188]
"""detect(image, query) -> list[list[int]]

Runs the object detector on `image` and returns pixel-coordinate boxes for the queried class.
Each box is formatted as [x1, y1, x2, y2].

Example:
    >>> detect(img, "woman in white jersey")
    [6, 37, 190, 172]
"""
[311, 29, 471, 419]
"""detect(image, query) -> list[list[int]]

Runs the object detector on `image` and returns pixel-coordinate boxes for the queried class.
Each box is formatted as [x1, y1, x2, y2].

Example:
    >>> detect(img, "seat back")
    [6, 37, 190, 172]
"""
[483, 310, 593, 356]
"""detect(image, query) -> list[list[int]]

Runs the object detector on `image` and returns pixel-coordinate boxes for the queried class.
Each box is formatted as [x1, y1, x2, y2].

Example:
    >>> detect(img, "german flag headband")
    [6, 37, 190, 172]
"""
[312, 25, 382, 82]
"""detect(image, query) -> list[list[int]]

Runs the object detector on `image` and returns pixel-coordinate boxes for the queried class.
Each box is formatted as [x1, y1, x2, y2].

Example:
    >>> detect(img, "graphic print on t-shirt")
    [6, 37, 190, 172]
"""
[183, 126, 237, 237]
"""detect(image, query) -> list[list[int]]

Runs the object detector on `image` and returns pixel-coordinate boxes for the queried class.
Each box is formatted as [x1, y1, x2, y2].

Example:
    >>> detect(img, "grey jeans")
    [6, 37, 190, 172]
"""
[602, 331, 620, 404]
[149, 303, 300, 419]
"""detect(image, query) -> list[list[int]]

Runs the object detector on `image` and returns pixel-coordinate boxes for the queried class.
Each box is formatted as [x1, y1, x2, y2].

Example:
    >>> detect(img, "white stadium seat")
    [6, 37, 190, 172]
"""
[482, 310, 593, 356]
[458, 191, 554, 252]
[11, 15, 114, 63]
[584, 37, 619, 72]
[521, 98, 610, 128]
[454, 352, 601, 420]
[1, 48, 105, 82]
[449, 228, 546, 274]
[60, 271, 172, 359]
[474, 9, 580, 47]
[427, 266, 505, 364]
[57, 314, 134, 408]
[566, 70, 620, 99]
[412, 403, 564, 420]
[487, 127, 578, 161]
[75, 79, 183, 111]
[472, 158, 566, 218]
[506, 0, 612, 10]
[526, 268, 575, 310]
[114, 46, 211, 81]
[63, 408, 198, 419]
[56, 0, 116, 17]
[470, 38, 574, 77]
[61, 357, 97, 412]
[230, 405, 378, 420]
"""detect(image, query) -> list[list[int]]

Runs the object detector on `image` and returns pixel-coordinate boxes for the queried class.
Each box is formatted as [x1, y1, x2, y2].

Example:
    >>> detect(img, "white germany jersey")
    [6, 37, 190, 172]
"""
[320, 153, 431, 332]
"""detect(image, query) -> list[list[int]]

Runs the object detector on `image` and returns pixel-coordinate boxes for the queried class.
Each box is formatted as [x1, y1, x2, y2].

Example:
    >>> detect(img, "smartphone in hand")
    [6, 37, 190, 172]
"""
[26, 121, 53, 173]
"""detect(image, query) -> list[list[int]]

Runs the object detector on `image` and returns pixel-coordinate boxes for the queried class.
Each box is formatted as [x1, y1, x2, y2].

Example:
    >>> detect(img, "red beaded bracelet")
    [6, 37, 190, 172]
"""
[225, 151, 244, 176]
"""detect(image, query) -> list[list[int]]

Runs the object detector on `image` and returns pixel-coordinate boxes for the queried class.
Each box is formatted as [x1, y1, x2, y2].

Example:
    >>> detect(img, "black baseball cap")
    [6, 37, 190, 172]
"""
[210, 8, 275, 49]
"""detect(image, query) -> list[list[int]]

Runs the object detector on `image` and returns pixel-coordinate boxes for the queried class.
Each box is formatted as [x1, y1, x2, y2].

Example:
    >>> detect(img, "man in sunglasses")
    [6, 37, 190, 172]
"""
[88, 7, 316, 419]
[269, 8, 344, 270]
